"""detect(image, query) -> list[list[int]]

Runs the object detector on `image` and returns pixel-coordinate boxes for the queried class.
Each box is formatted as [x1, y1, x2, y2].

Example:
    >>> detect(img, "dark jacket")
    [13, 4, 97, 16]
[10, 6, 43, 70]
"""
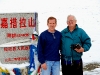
[37, 30, 61, 64]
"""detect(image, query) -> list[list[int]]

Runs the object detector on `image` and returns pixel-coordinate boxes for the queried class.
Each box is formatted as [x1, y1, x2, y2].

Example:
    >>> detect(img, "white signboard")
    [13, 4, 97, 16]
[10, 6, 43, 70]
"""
[0, 13, 38, 64]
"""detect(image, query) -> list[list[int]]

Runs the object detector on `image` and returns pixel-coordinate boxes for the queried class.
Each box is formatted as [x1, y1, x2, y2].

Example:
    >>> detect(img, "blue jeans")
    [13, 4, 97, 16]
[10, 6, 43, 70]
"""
[41, 61, 60, 75]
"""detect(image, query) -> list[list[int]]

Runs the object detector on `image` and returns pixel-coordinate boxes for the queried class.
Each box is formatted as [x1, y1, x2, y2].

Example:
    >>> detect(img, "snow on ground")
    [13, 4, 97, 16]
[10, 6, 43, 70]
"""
[0, 0, 100, 75]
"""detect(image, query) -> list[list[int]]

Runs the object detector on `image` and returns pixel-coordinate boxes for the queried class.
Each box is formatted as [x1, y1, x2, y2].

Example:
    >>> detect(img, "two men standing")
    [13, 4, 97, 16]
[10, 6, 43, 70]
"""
[37, 15, 91, 75]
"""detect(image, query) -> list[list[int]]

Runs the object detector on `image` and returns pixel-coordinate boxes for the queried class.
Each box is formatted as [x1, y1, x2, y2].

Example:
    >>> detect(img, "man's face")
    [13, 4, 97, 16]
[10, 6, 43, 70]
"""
[47, 19, 56, 31]
[67, 16, 76, 27]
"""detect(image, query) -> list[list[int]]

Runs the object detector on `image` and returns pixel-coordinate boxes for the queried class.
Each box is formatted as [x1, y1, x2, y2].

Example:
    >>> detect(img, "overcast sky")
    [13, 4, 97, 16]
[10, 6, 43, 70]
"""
[0, 0, 100, 35]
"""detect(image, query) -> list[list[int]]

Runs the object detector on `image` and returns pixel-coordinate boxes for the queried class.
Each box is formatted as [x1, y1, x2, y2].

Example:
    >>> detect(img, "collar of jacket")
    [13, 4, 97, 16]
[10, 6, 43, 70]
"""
[63, 24, 78, 33]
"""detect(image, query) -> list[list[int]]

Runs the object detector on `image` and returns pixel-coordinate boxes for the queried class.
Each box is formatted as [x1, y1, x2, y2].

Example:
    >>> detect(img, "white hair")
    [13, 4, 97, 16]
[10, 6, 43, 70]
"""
[67, 14, 77, 21]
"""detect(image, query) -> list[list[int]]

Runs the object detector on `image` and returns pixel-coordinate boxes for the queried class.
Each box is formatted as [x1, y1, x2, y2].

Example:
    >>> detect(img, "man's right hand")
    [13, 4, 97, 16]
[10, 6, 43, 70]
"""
[41, 63, 47, 70]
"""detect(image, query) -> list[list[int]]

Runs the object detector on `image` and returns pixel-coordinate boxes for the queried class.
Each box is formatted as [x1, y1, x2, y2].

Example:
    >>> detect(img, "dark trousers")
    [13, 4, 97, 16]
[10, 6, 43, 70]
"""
[61, 59, 83, 75]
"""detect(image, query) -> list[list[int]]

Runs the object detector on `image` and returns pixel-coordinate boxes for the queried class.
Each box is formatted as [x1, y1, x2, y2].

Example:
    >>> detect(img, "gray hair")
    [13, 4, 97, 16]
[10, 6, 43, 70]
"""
[67, 14, 77, 21]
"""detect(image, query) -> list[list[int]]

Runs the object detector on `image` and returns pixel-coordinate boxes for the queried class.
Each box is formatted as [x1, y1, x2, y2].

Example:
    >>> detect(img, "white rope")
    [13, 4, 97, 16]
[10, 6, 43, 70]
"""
[0, 39, 37, 47]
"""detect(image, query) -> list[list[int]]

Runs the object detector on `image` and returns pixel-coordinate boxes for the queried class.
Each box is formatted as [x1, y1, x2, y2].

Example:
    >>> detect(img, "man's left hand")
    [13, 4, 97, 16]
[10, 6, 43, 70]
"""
[75, 47, 84, 53]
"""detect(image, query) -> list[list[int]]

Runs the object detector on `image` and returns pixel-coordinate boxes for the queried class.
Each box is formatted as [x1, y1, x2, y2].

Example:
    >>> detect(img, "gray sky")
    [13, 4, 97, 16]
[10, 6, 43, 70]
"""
[0, 0, 100, 34]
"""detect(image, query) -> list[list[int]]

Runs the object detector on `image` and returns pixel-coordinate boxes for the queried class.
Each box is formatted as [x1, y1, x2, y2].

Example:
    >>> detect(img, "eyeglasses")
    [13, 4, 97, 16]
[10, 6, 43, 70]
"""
[67, 20, 75, 22]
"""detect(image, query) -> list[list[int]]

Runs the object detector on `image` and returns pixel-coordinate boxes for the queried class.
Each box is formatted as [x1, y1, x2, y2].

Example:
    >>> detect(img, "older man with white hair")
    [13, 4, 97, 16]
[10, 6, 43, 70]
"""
[61, 15, 92, 75]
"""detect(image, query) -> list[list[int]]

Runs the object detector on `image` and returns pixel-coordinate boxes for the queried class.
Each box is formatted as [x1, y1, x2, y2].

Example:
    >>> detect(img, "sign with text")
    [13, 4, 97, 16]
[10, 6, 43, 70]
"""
[0, 13, 38, 64]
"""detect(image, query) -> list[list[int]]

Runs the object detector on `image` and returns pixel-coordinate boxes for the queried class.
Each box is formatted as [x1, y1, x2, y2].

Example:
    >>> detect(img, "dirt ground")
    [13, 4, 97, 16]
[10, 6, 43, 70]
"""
[83, 62, 100, 71]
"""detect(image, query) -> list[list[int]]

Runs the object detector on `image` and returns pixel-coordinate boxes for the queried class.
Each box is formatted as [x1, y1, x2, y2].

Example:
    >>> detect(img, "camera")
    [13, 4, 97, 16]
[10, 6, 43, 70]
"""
[70, 44, 81, 50]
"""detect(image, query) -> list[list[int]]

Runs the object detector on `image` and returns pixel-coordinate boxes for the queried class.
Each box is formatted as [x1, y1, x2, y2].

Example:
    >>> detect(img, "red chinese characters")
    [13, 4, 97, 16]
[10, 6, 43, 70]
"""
[7, 33, 29, 38]
[19, 17, 26, 28]
[28, 17, 35, 27]
[5, 57, 29, 62]
[4, 46, 30, 62]
[0, 18, 8, 28]
[4, 46, 29, 52]
[10, 18, 17, 28]
[0, 17, 36, 28]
